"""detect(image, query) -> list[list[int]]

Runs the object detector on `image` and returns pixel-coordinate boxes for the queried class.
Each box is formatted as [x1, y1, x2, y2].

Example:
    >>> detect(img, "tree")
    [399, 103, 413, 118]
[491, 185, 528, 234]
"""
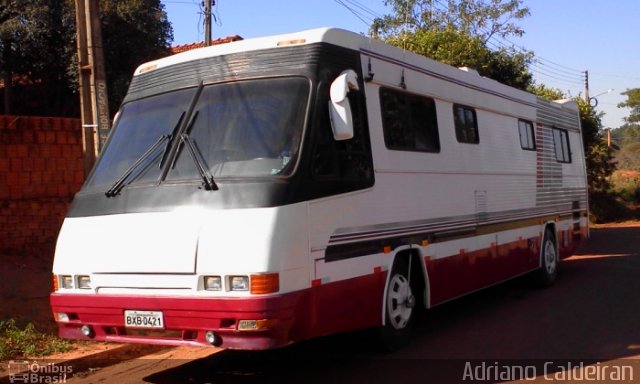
[0, 0, 172, 117]
[616, 142, 640, 170]
[91, 0, 173, 115]
[373, 0, 530, 42]
[527, 83, 565, 101]
[372, 0, 533, 90]
[611, 123, 640, 148]
[0, 3, 23, 115]
[618, 88, 640, 124]
[577, 98, 616, 194]
[1, 1, 76, 115]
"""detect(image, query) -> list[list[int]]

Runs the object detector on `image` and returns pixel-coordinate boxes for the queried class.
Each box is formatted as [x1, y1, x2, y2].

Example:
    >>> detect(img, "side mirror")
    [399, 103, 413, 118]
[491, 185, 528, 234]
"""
[328, 69, 359, 141]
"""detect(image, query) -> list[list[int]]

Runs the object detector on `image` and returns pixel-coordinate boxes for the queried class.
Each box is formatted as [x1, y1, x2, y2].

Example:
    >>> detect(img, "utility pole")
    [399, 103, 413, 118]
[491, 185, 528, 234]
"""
[75, 0, 111, 174]
[204, 0, 212, 46]
[584, 70, 590, 103]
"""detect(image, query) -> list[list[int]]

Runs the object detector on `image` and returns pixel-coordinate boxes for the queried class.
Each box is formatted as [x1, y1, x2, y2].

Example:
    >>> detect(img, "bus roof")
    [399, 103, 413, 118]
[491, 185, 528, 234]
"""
[133, 27, 576, 113]
[134, 27, 362, 76]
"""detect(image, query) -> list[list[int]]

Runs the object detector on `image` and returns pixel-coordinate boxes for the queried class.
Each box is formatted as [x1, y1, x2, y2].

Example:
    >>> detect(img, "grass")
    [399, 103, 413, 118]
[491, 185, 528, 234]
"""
[0, 318, 73, 360]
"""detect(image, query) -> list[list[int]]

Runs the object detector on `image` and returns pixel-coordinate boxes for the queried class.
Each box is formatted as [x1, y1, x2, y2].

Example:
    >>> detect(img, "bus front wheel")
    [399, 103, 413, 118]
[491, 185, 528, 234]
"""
[379, 256, 416, 351]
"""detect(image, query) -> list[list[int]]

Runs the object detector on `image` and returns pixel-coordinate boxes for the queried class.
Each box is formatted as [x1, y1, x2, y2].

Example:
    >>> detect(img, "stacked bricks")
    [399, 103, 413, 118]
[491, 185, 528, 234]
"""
[0, 115, 85, 259]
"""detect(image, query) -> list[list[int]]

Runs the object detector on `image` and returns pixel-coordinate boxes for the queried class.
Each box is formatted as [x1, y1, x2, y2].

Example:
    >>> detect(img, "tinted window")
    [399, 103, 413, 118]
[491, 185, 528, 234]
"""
[518, 119, 536, 150]
[453, 104, 479, 144]
[87, 88, 196, 188]
[553, 127, 572, 163]
[380, 87, 440, 153]
[311, 78, 373, 182]
[86, 77, 310, 190]
[168, 77, 309, 181]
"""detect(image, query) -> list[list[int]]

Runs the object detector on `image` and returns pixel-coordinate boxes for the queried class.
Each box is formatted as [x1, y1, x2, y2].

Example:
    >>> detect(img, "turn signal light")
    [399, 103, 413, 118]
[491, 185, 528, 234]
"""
[237, 319, 278, 331]
[250, 273, 279, 294]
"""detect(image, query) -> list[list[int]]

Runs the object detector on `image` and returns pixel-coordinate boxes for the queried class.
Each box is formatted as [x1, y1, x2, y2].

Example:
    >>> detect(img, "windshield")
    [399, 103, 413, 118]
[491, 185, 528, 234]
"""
[86, 76, 309, 190]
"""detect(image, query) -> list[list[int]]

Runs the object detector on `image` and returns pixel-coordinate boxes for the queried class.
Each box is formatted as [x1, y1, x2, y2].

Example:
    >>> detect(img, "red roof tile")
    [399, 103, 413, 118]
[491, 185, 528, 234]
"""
[170, 35, 243, 54]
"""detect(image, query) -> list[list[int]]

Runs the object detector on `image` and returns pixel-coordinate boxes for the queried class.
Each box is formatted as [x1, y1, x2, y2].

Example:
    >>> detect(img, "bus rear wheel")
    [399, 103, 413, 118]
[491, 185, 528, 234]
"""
[379, 257, 416, 351]
[538, 228, 558, 287]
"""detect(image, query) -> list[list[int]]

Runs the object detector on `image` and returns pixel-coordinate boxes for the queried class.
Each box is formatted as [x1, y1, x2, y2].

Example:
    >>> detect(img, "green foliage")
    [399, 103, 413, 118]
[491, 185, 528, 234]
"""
[610, 105, 640, 217]
[374, 0, 530, 42]
[0, 1, 76, 115]
[618, 88, 640, 124]
[99, 0, 173, 115]
[0, 319, 73, 360]
[373, 0, 533, 90]
[616, 142, 640, 170]
[527, 83, 565, 101]
[611, 171, 640, 203]
[611, 123, 640, 147]
[484, 47, 532, 89]
[612, 123, 640, 171]
[575, 98, 617, 196]
[0, 0, 173, 117]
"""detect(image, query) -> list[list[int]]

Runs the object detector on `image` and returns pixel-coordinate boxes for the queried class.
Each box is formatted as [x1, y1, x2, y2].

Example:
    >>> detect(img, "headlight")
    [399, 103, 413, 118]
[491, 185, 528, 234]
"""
[203, 276, 222, 291]
[229, 276, 249, 291]
[61, 275, 73, 289]
[77, 275, 91, 289]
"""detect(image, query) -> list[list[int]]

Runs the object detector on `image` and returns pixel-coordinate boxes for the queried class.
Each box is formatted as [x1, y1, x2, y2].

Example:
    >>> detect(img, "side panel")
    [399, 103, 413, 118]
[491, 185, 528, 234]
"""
[306, 49, 588, 313]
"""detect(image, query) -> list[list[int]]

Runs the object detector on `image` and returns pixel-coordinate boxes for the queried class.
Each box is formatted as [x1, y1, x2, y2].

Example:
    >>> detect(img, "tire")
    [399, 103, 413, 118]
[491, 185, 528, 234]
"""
[379, 257, 417, 351]
[538, 228, 558, 287]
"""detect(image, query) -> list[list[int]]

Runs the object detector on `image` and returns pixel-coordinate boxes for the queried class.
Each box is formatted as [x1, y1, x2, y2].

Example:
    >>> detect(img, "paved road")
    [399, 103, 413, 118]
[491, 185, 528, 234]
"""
[65, 225, 640, 384]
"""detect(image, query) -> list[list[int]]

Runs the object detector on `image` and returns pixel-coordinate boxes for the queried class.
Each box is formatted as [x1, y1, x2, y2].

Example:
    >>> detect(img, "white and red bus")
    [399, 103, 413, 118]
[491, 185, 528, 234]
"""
[51, 28, 588, 350]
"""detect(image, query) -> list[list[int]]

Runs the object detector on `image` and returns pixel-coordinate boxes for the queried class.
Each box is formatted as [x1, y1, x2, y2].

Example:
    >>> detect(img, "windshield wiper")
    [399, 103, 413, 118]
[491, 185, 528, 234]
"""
[179, 132, 218, 190]
[158, 111, 185, 169]
[105, 134, 169, 197]
[168, 107, 218, 191]
[105, 113, 186, 198]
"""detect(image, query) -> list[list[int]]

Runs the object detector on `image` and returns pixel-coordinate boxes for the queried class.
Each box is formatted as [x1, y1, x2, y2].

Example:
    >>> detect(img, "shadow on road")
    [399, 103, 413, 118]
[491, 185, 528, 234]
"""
[143, 225, 640, 384]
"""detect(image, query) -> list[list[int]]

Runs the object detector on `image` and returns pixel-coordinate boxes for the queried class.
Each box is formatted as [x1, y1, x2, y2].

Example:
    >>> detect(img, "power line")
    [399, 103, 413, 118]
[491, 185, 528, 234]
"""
[591, 72, 640, 82]
[333, 0, 375, 26]
[341, 0, 383, 20]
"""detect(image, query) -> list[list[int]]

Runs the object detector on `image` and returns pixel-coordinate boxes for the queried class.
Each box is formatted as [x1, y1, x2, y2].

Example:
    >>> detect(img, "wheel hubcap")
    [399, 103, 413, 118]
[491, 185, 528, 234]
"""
[387, 274, 414, 330]
[544, 240, 557, 274]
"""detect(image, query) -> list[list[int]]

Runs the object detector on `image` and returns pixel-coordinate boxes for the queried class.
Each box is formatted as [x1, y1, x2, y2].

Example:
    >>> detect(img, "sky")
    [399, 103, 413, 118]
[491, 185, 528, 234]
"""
[160, 0, 640, 129]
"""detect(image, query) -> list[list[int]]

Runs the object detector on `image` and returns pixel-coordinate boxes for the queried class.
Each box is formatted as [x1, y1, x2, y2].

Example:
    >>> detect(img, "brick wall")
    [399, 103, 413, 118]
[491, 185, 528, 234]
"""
[0, 115, 85, 258]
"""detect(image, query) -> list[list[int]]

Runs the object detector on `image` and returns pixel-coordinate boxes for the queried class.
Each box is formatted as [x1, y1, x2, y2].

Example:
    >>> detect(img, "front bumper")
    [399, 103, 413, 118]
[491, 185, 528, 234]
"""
[50, 291, 309, 350]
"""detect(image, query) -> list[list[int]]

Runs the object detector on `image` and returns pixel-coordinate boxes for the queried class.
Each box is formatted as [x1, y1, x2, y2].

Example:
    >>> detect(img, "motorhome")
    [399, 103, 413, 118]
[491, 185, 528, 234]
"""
[51, 28, 588, 350]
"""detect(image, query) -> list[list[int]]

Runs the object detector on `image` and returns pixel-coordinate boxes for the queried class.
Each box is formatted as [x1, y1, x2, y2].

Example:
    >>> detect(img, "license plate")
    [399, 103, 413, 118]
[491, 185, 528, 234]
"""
[124, 310, 164, 329]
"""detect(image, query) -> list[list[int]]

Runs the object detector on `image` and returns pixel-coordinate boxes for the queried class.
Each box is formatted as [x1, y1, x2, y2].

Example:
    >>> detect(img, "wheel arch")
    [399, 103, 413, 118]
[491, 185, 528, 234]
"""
[380, 245, 429, 326]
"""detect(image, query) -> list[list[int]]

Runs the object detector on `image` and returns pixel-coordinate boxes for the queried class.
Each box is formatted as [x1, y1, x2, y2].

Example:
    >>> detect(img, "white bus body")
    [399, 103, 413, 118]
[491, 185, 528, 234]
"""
[51, 28, 588, 350]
